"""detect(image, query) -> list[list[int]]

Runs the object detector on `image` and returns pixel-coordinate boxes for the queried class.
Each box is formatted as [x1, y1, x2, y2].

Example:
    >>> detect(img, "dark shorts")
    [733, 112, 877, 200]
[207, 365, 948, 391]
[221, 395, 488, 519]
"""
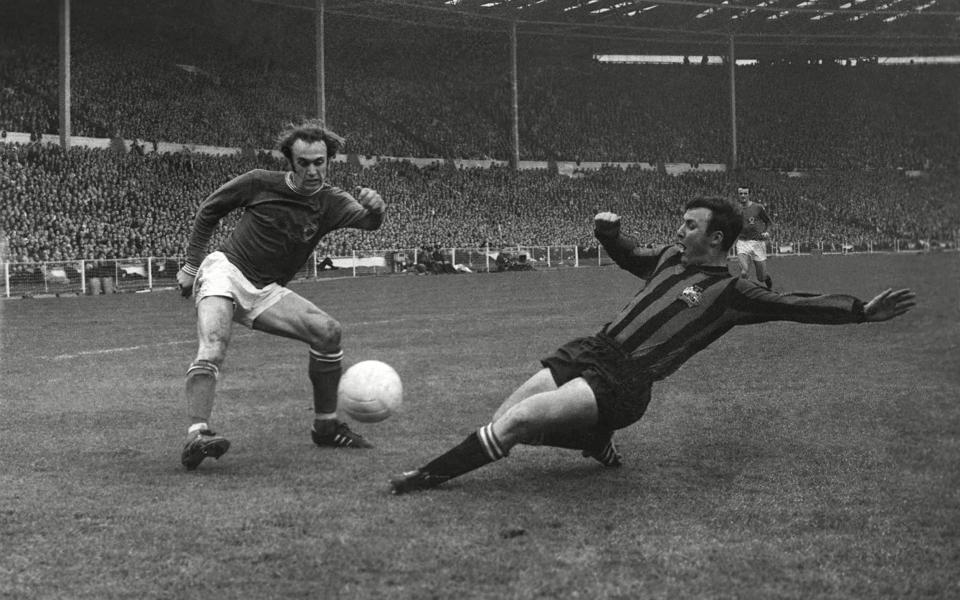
[540, 333, 653, 431]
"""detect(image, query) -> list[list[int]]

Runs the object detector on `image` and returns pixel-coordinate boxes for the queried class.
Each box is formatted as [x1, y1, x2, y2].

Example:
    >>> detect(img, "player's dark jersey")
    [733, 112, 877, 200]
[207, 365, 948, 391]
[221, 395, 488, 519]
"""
[739, 202, 771, 240]
[598, 231, 864, 382]
[185, 170, 372, 287]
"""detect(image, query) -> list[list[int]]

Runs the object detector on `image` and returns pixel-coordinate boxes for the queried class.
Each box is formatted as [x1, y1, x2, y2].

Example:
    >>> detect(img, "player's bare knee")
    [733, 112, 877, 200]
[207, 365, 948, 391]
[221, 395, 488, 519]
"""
[307, 314, 341, 350]
[498, 405, 542, 445]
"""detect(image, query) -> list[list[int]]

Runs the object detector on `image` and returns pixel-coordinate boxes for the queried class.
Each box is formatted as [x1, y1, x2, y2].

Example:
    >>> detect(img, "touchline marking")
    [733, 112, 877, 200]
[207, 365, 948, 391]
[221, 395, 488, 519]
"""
[44, 339, 197, 361]
[41, 320, 402, 361]
[41, 315, 493, 361]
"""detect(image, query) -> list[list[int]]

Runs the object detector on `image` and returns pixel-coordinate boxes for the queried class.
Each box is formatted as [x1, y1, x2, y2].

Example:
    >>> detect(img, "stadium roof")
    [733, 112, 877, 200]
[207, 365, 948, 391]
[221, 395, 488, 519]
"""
[258, 0, 960, 58]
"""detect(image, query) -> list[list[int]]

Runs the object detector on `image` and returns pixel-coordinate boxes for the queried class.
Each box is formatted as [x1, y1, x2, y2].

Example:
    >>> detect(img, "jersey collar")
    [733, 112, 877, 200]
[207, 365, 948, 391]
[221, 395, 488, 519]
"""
[695, 264, 733, 276]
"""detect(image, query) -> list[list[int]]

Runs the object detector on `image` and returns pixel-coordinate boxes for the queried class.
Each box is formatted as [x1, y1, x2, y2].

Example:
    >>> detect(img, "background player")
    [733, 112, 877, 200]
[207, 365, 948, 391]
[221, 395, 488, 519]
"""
[736, 186, 774, 289]
[390, 196, 915, 494]
[176, 120, 385, 470]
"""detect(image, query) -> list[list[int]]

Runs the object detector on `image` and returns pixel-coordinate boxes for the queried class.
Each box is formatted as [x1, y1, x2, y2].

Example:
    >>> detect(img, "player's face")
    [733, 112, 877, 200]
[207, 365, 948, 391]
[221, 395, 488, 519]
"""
[290, 139, 328, 192]
[677, 207, 719, 266]
[737, 189, 750, 205]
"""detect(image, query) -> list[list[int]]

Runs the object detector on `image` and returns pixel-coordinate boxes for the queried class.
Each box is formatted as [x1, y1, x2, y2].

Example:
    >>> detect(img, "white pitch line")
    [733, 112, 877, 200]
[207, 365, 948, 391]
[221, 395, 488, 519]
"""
[41, 318, 405, 361]
[43, 339, 197, 361]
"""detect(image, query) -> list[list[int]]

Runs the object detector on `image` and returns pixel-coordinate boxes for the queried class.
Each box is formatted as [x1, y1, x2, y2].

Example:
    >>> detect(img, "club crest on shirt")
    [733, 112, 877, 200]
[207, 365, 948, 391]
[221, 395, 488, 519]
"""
[679, 285, 703, 307]
[301, 222, 320, 241]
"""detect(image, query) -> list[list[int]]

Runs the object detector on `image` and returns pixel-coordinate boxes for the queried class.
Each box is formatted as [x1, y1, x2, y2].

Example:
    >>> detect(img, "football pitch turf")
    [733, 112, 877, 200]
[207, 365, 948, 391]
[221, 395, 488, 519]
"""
[1, 253, 957, 599]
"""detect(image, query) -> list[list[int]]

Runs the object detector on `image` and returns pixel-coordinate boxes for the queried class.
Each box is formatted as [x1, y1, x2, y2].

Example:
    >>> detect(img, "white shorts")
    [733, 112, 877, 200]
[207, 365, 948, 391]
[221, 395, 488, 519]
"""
[736, 239, 767, 262]
[194, 251, 292, 327]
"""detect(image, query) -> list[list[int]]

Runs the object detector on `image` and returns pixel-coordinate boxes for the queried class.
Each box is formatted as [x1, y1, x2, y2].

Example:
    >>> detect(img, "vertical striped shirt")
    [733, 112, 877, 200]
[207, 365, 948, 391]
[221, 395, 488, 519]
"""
[598, 231, 865, 382]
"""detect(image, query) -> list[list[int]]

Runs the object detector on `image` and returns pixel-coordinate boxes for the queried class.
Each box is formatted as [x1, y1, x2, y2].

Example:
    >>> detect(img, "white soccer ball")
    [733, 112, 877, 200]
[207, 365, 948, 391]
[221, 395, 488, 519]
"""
[337, 360, 403, 423]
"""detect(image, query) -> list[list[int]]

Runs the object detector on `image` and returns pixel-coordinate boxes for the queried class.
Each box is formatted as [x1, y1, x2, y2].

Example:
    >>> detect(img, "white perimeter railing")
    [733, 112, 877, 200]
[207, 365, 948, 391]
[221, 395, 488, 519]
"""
[1, 240, 953, 299]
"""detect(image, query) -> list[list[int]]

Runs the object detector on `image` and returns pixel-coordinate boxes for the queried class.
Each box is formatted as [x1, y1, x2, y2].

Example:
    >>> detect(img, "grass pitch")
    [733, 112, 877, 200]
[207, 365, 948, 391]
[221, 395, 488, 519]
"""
[1, 253, 958, 599]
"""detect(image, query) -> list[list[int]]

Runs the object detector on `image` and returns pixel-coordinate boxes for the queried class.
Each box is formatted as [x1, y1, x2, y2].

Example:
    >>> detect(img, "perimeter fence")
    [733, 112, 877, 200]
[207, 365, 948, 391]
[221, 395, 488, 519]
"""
[2, 238, 953, 299]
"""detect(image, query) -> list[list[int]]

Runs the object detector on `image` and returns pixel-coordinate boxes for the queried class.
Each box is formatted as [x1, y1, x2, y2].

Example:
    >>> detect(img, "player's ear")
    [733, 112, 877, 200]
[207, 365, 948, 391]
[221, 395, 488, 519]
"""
[710, 230, 724, 249]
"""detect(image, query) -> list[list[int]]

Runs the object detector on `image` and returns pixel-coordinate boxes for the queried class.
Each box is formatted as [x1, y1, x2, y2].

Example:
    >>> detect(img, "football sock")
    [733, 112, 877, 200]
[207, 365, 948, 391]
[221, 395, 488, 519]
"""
[185, 359, 219, 423]
[312, 416, 339, 436]
[477, 423, 509, 460]
[187, 422, 209, 436]
[764, 276, 773, 290]
[309, 348, 343, 414]
[420, 424, 507, 481]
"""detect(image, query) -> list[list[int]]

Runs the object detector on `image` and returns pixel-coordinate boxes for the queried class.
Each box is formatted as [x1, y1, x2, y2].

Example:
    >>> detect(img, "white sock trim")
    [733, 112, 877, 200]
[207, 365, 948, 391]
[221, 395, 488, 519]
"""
[188, 422, 209, 435]
[309, 349, 344, 362]
[478, 423, 507, 460]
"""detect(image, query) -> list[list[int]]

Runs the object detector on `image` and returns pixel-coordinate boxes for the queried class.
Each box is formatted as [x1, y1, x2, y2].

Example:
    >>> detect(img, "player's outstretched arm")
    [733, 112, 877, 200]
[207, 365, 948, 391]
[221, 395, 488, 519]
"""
[862, 288, 916, 322]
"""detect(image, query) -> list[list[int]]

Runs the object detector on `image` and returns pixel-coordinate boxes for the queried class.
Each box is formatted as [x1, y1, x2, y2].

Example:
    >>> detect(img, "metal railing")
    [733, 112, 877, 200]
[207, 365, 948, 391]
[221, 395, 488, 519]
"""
[2, 239, 953, 299]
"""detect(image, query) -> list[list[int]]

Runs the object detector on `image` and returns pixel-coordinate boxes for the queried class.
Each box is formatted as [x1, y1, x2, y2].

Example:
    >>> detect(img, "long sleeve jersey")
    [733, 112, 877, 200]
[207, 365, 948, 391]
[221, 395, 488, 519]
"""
[184, 170, 378, 287]
[739, 202, 772, 240]
[597, 228, 865, 382]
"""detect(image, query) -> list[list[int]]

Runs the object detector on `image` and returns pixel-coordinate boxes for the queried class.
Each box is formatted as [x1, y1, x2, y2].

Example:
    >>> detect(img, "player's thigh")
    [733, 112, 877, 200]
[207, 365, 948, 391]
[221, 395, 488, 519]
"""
[252, 291, 339, 347]
[493, 377, 599, 445]
[196, 295, 236, 360]
[493, 368, 558, 421]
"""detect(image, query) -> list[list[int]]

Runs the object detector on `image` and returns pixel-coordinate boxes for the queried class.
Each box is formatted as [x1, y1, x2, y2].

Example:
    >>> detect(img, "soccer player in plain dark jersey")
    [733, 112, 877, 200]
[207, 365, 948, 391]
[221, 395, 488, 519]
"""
[736, 186, 774, 289]
[176, 121, 386, 470]
[184, 170, 370, 288]
[390, 196, 915, 494]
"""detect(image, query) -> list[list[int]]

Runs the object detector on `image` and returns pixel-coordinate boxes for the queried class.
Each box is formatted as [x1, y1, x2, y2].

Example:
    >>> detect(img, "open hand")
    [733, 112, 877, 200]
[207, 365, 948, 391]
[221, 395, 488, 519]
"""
[863, 288, 916, 322]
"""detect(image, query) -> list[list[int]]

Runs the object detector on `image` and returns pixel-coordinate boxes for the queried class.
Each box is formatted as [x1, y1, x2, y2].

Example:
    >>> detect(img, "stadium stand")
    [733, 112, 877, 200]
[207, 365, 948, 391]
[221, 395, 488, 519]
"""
[2, 142, 958, 267]
[1, 0, 958, 168]
[1, 0, 958, 279]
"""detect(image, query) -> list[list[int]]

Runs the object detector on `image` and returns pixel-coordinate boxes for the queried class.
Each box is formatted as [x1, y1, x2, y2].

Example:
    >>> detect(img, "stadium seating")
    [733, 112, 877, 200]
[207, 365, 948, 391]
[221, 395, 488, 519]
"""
[1, 1, 958, 265]
[1, 0, 957, 169]
[2, 143, 957, 265]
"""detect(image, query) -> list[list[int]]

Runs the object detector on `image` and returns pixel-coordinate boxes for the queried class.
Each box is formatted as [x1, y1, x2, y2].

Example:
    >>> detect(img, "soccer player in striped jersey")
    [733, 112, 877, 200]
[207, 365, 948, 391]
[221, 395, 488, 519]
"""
[176, 120, 385, 470]
[390, 196, 915, 494]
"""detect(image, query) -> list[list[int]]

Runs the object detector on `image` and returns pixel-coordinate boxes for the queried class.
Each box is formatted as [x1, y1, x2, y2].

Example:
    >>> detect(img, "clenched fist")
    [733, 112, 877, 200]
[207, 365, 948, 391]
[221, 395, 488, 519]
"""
[594, 212, 621, 238]
[176, 268, 195, 298]
[355, 187, 385, 216]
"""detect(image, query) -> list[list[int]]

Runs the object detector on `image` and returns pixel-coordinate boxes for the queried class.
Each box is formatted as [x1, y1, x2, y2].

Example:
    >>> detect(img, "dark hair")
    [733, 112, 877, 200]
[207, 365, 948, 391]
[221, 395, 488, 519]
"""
[277, 119, 346, 166]
[685, 196, 742, 251]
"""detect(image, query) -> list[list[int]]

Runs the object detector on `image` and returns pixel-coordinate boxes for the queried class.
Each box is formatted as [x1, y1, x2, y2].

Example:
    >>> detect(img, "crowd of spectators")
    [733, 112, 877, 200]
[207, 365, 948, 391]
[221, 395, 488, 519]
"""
[2, 0, 958, 170]
[2, 142, 958, 268]
[2, 1, 959, 269]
